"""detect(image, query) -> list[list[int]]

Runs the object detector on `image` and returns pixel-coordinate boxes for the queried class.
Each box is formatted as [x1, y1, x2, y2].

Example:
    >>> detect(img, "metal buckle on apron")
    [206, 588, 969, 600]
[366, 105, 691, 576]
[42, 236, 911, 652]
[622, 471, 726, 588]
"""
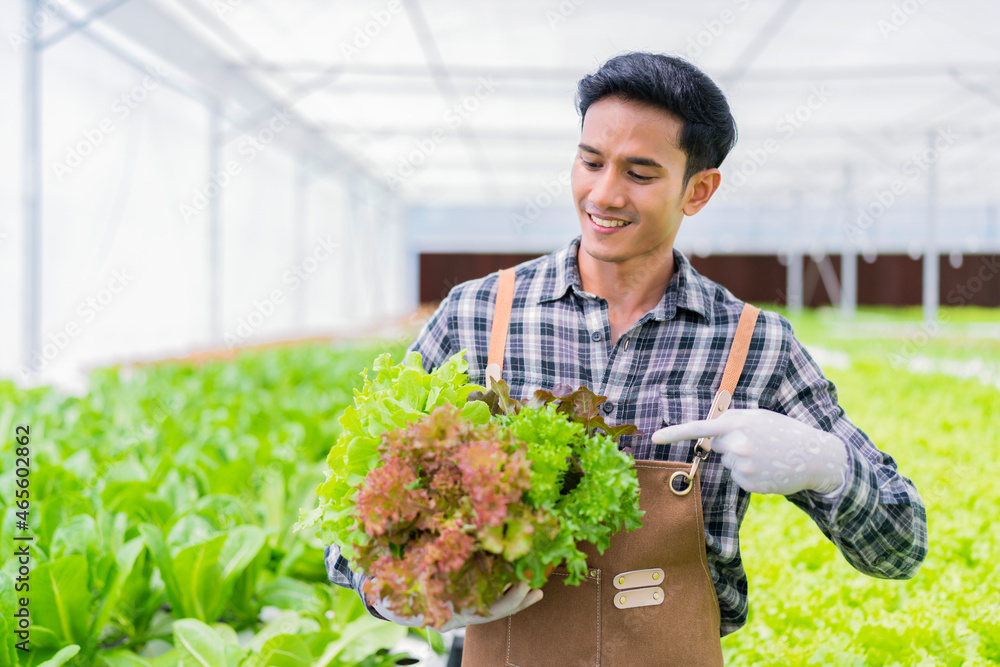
[484, 362, 502, 390]
[669, 388, 732, 496]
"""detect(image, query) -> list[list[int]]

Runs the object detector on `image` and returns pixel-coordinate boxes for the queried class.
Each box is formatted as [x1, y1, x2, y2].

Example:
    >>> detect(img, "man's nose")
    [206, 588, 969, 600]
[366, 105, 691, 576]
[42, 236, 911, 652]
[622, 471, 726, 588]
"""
[589, 168, 626, 210]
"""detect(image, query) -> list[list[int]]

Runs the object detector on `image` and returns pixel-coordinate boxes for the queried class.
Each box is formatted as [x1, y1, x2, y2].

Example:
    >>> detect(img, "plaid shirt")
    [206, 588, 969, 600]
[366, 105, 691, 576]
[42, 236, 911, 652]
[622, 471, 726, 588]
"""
[326, 235, 928, 636]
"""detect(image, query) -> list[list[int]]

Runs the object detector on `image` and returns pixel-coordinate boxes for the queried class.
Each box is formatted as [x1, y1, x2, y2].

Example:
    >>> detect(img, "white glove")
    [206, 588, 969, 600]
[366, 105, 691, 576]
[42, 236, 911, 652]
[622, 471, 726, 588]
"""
[651, 408, 849, 496]
[371, 580, 543, 632]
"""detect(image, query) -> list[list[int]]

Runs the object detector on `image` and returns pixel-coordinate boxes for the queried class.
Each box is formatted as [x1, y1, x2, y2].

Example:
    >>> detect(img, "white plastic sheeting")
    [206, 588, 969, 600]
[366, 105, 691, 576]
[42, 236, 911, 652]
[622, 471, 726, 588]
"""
[4, 0, 1000, 388]
[1, 0, 409, 390]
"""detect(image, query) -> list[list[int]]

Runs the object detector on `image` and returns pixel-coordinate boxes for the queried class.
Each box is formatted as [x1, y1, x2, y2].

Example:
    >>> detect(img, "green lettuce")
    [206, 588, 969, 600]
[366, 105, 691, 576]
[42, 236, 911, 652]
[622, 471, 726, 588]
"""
[295, 350, 488, 560]
[489, 385, 645, 587]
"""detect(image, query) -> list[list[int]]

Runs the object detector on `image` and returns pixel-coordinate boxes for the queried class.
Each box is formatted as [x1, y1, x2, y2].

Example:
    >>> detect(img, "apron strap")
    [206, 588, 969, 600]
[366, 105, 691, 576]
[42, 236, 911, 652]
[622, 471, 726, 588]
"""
[672, 302, 761, 495]
[718, 303, 761, 397]
[485, 267, 516, 390]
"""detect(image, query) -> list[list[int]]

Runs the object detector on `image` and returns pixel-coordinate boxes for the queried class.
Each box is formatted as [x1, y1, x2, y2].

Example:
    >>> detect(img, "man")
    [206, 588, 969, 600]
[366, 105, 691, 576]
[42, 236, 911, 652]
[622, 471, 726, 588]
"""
[325, 51, 927, 652]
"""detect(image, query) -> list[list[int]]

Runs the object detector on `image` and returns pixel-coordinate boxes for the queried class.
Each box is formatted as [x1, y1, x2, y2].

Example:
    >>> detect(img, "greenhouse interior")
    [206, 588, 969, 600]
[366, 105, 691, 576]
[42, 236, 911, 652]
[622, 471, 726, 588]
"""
[1, 0, 998, 665]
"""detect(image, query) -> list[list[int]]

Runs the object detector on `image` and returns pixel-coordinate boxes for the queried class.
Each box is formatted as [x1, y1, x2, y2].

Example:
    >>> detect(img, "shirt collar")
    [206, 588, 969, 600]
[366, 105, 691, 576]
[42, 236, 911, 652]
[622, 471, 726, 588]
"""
[538, 236, 714, 325]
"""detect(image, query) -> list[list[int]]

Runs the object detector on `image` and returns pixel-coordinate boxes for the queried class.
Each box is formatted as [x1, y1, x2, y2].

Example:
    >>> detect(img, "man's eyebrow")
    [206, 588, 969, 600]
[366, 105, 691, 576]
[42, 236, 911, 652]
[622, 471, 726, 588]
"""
[577, 143, 662, 168]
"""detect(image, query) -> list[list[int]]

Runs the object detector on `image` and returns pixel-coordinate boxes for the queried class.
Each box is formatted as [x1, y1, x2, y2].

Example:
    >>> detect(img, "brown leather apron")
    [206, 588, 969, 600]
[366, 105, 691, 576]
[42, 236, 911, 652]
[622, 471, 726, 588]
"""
[463, 267, 760, 667]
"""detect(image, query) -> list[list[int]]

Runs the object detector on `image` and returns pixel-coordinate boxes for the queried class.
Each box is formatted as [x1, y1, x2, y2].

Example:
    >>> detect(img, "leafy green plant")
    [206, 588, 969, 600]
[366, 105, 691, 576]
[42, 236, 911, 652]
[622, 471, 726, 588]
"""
[352, 404, 554, 627]
[303, 351, 644, 629]
[483, 383, 644, 588]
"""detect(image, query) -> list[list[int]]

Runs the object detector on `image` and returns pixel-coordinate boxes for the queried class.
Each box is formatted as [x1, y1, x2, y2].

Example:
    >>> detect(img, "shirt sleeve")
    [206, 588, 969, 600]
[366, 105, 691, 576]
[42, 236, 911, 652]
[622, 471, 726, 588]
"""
[405, 288, 458, 370]
[767, 318, 928, 580]
[323, 544, 386, 621]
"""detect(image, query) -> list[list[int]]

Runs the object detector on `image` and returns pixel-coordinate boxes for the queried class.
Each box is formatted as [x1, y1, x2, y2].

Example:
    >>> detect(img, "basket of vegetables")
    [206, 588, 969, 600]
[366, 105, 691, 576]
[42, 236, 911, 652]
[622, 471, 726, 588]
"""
[296, 351, 644, 628]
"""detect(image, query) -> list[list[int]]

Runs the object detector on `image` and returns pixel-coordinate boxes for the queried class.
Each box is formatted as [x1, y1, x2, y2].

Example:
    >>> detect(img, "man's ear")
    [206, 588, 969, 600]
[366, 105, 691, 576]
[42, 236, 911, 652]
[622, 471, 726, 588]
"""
[682, 168, 722, 216]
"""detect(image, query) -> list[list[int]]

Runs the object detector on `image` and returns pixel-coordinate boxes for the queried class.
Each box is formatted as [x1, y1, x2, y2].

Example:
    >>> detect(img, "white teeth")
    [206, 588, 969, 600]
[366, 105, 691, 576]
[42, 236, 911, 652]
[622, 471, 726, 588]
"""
[590, 214, 631, 228]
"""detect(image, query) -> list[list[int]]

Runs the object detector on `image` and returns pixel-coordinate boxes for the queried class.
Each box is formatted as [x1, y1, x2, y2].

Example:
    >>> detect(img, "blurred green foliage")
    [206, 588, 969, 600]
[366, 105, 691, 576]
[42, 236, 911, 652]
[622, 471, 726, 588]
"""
[721, 307, 1000, 665]
[0, 341, 425, 666]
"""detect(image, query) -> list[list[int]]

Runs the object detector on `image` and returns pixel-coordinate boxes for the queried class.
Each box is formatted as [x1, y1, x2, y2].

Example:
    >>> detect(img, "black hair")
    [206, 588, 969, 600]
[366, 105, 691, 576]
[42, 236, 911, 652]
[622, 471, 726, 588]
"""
[575, 52, 738, 184]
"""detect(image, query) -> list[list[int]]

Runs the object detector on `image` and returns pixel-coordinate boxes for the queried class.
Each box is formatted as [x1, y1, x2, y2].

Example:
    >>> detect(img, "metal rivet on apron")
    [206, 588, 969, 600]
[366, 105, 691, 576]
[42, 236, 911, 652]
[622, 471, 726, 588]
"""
[653, 593, 659, 600]
[652, 572, 659, 580]
[618, 576, 625, 584]
[619, 595, 626, 604]
[590, 570, 598, 577]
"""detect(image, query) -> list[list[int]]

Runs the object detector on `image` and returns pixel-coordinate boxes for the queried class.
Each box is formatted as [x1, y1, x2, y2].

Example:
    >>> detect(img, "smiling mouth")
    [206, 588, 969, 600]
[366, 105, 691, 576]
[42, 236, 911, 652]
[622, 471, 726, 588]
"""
[589, 213, 633, 228]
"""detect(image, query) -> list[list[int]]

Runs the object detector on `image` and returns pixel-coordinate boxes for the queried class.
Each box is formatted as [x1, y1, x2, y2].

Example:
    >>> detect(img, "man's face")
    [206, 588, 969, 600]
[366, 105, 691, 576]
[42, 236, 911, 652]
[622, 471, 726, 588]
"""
[571, 95, 704, 265]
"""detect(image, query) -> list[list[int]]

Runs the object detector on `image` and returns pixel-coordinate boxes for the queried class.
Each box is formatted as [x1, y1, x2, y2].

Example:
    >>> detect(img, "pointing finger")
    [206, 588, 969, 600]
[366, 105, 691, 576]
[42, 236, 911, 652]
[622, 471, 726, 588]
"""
[650, 417, 734, 445]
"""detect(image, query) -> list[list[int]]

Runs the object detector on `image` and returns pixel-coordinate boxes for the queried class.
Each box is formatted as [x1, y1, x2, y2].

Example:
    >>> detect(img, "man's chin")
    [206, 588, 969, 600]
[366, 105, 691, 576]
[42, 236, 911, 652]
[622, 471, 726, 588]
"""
[579, 234, 630, 264]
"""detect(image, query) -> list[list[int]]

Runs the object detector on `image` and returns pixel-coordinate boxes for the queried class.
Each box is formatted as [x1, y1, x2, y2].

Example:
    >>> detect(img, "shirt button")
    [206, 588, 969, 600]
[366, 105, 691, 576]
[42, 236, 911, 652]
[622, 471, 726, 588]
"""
[591, 331, 603, 342]
[602, 402, 614, 414]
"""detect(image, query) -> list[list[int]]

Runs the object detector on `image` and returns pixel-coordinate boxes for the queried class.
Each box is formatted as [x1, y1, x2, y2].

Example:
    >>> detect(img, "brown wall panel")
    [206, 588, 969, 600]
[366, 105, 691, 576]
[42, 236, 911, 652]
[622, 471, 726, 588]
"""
[419, 253, 542, 303]
[940, 254, 1000, 307]
[418, 252, 1000, 308]
[686, 255, 787, 305]
[857, 255, 922, 305]
[688, 255, 842, 307]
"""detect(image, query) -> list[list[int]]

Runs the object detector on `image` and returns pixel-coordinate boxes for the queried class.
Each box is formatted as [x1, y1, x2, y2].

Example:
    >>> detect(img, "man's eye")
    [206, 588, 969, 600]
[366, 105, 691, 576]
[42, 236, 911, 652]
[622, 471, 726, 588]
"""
[630, 172, 654, 182]
[581, 158, 600, 168]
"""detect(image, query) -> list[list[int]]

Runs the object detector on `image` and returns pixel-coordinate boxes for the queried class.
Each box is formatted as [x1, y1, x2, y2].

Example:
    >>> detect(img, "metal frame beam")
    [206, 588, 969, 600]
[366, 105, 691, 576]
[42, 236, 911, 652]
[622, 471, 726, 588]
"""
[208, 102, 223, 343]
[293, 157, 309, 329]
[786, 191, 804, 313]
[21, 0, 41, 376]
[924, 130, 940, 324]
[840, 165, 857, 318]
[39, 0, 133, 49]
[720, 0, 805, 87]
[230, 61, 1000, 83]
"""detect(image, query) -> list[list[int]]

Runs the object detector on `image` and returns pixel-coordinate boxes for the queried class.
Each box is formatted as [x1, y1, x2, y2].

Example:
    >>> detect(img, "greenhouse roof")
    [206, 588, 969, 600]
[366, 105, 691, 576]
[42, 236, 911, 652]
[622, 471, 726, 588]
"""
[130, 0, 1000, 208]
